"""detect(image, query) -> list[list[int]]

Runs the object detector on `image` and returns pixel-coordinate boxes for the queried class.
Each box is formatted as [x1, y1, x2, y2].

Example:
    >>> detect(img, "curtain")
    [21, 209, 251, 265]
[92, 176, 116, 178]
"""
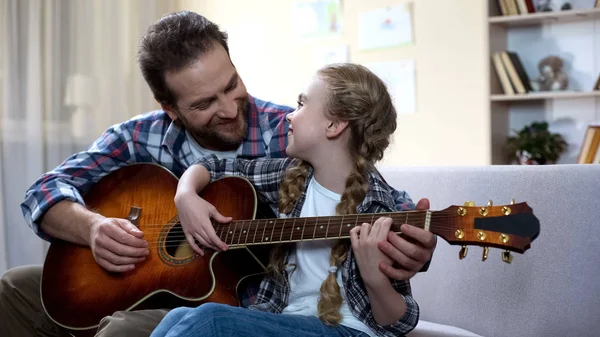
[0, 0, 179, 274]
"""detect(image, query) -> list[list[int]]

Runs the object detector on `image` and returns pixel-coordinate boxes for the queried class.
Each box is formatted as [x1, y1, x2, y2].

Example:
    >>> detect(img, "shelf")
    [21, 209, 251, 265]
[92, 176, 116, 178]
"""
[491, 90, 600, 101]
[489, 8, 600, 27]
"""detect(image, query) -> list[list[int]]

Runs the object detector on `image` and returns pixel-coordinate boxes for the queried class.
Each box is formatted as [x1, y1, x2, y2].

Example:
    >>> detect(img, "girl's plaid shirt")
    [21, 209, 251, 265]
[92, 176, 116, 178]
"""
[195, 155, 420, 337]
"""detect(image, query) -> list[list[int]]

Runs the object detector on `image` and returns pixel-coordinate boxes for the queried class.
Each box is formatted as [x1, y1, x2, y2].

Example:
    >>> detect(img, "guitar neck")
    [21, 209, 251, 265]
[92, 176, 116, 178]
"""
[214, 211, 431, 247]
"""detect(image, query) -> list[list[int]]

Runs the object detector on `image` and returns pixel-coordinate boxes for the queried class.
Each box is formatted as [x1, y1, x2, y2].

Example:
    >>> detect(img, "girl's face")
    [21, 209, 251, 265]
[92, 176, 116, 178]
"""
[285, 76, 332, 161]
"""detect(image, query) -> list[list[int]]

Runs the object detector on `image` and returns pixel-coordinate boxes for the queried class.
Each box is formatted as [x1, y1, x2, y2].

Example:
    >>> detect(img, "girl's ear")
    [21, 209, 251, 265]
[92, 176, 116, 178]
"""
[326, 120, 349, 139]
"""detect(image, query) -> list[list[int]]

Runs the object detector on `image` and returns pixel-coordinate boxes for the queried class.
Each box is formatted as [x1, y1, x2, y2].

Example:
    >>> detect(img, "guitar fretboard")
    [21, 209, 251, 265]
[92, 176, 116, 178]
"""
[214, 212, 429, 247]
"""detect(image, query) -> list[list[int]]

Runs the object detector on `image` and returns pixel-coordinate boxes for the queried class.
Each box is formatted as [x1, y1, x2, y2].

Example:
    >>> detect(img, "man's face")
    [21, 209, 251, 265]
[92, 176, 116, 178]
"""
[163, 44, 248, 151]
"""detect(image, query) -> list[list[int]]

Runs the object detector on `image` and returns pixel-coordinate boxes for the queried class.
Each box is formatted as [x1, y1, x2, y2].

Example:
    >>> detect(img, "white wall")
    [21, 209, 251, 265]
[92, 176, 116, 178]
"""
[179, 0, 491, 166]
[507, 0, 600, 163]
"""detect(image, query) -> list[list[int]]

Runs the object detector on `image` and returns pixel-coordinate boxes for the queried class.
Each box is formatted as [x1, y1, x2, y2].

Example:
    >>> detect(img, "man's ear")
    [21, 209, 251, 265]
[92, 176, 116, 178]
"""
[325, 120, 349, 139]
[162, 104, 178, 121]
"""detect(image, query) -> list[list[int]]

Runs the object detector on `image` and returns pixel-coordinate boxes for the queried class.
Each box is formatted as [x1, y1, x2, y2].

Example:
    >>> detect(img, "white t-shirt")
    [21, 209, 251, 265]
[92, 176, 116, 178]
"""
[281, 177, 376, 337]
[186, 130, 239, 161]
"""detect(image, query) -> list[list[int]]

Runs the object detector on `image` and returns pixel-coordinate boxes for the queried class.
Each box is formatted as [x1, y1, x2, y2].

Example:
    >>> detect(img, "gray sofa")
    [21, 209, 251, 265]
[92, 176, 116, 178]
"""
[379, 164, 600, 337]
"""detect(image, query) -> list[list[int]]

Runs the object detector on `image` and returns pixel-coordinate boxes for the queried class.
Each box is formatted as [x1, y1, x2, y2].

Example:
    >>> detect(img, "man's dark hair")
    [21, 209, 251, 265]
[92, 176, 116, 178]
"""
[138, 11, 229, 107]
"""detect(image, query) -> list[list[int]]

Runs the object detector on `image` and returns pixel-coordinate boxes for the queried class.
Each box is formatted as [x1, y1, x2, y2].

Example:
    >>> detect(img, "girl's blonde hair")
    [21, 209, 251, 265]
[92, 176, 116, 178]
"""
[269, 63, 397, 326]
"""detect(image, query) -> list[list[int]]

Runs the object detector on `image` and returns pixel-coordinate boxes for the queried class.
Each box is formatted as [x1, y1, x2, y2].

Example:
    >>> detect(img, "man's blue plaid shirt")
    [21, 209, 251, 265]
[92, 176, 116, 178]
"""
[21, 95, 294, 240]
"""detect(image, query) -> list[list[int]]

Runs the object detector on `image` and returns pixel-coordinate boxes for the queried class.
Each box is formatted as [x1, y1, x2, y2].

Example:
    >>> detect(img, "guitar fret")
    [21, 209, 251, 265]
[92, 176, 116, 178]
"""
[267, 220, 274, 242]
[312, 217, 318, 240]
[245, 220, 250, 244]
[231, 221, 239, 245]
[237, 221, 244, 246]
[290, 218, 296, 242]
[317, 219, 324, 238]
[279, 218, 285, 242]
[224, 223, 231, 244]
[217, 223, 224, 242]
[325, 217, 331, 239]
[301, 218, 307, 242]
[252, 220, 259, 244]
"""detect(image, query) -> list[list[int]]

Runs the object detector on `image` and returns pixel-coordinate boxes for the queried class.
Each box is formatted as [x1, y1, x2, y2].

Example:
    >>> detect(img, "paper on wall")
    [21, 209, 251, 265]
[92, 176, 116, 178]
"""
[364, 60, 417, 115]
[293, 0, 343, 38]
[358, 4, 413, 51]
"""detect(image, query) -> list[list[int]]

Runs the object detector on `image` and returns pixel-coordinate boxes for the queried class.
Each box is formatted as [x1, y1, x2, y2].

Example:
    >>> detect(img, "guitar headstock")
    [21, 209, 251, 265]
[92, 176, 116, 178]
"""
[432, 199, 540, 264]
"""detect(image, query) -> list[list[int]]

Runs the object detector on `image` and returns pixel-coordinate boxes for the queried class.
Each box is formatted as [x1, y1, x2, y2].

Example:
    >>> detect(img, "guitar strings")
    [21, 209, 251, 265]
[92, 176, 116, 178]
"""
[134, 236, 485, 248]
[119, 221, 527, 248]
[119, 208, 498, 229]
[120, 209, 478, 231]
[125, 213, 512, 234]
[123, 221, 466, 238]
[127, 223, 528, 248]
[129, 234, 523, 250]
[144, 229, 525, 246]
[127, 217, 520, 236]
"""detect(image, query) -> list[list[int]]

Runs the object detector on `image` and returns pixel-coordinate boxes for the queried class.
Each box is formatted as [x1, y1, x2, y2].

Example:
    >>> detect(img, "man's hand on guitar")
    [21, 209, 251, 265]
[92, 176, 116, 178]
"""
[88, 217, 149, 272]
[174, 191, 232, 256]
[377, 198, 437, 281]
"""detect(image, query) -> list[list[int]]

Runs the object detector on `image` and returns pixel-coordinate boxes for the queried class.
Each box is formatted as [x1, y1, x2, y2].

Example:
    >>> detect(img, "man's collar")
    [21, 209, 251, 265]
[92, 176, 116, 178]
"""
[162, 117, 185, 155]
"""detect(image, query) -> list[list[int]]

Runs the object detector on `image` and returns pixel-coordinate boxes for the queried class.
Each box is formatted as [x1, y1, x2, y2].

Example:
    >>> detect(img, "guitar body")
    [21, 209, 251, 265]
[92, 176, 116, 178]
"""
[41, 164, 269, 334]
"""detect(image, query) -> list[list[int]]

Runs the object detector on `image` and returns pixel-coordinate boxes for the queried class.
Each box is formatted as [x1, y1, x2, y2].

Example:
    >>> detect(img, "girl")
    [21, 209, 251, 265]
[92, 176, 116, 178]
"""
[151, 63, 419, 337]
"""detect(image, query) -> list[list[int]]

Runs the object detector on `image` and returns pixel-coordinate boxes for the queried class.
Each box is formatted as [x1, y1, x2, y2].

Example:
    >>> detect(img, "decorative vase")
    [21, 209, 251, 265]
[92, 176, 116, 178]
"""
[517, 150, 541, 165]
[516, 150, 555, 165]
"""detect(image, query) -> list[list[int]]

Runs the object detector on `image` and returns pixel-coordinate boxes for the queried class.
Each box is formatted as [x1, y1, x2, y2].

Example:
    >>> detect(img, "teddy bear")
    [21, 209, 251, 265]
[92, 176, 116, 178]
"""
[535, 0, 572, 12]
[530, 55, 569, 92]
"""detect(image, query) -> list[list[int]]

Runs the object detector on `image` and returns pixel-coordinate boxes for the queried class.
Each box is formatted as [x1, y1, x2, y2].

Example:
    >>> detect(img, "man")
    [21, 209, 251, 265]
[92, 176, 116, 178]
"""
[0, 11, 436, 337]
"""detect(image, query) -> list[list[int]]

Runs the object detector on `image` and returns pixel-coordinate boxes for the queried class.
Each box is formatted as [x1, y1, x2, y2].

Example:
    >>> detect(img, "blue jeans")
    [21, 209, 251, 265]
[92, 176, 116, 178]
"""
[150, 303, 370, 337]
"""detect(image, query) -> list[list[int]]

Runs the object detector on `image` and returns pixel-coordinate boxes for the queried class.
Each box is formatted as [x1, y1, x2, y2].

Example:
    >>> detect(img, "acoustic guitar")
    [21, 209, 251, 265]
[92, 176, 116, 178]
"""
[40, 163, 540, 335]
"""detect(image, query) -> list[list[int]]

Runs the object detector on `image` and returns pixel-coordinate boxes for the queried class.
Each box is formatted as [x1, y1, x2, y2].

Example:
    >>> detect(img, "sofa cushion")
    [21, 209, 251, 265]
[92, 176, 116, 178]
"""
[378, 164, 600, 337]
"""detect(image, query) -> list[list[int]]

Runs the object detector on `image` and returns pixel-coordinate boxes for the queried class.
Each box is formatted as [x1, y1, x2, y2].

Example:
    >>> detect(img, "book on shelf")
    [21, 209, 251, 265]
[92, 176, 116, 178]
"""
[496, 0, 535, 16]
[492, 51, 532, 95]
[577, 125, 600, 164]
[496, 0, 600, 16]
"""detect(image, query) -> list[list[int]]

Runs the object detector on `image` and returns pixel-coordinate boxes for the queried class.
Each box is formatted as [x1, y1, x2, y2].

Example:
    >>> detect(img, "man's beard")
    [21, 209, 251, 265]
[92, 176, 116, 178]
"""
[182, 97, 249, 151]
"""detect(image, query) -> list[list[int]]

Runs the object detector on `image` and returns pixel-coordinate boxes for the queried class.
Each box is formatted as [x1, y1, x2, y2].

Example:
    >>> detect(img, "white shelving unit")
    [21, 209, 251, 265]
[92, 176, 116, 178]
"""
[487, 1, 600, 164]
[491, 90, 600, 101]
[489, 7, 600, 26]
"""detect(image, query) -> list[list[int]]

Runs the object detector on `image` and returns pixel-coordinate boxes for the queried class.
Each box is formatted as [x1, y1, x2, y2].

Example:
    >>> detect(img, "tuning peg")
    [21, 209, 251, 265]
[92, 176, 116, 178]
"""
[482, 247, 489, 261]
[464, 201, 475, 206]
[487, 200, 493, 207]
[459, 245, 468, 259]
[502, 250, 513, 264]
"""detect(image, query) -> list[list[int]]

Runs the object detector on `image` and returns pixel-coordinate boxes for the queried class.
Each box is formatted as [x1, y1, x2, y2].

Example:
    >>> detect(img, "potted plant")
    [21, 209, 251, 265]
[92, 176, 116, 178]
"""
[506, 121, 568, 165]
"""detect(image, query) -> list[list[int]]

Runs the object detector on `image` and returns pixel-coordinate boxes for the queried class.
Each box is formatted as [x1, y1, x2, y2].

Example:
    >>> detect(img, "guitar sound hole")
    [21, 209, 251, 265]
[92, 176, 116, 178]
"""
[165, 223, 195, 259]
